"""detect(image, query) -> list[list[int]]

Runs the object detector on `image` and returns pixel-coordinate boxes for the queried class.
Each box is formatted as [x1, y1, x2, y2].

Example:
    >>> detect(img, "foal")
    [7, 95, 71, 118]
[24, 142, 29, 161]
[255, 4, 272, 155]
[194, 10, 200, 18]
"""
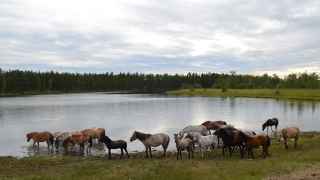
[174, 133, 194, 160]
[26, 131, 54, 151]
[191, 132, 218, 159]
[100, 135, 129, 159]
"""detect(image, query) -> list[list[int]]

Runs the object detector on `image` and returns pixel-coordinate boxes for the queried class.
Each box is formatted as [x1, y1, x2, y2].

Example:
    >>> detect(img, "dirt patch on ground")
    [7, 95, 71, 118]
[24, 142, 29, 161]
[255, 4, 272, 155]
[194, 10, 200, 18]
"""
[265, 167, 320, 180]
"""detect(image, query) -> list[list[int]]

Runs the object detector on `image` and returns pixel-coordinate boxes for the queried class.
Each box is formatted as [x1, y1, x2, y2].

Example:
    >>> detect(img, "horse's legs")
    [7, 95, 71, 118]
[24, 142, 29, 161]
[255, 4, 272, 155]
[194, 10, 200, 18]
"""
[284, 138, 288, 149]
[120, 148, 124, 159]
[149, 147, 152, 158]
[124, 148, 129, 158]
[294, 137, 298, 149]
[162, 145, 167, 158]
[145, 147, 149, 158]
[108, 148, 112, 159]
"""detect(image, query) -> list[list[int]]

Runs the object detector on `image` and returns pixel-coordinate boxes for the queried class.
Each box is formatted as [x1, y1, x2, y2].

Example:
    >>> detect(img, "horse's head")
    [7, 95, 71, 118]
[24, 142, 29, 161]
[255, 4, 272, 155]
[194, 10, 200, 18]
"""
[262, 122, 267, 131]
[130, 131, 137, 142]
[26, 132, 36, 142]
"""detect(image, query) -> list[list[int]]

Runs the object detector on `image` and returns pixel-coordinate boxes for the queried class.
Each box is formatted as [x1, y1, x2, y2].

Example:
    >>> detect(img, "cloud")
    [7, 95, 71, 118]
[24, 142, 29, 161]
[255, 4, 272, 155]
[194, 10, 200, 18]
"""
[0, 0, 319, 74]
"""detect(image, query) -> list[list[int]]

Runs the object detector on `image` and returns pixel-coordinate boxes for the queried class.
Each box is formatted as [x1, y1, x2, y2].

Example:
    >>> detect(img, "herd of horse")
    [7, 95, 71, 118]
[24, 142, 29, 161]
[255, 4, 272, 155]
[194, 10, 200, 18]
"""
[26, 118, 301, 160]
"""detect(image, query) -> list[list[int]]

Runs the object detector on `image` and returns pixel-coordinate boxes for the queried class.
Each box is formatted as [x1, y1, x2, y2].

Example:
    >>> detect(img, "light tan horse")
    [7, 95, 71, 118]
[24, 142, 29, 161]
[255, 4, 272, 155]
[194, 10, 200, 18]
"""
[130, 131, 170, 158]
[81, 128, 106, 142]
[281, 127, 300, 149]
[26, 131, 54, 151]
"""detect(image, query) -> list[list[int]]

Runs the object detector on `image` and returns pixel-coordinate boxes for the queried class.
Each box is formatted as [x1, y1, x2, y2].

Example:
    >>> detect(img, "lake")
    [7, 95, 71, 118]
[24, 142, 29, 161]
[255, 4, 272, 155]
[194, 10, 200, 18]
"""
[0, 93, 319, 157]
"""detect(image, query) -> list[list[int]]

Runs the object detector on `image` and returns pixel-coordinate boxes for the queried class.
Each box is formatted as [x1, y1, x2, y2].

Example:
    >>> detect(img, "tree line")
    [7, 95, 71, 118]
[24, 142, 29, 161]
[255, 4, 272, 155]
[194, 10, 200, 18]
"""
[0, 69, 319, 95]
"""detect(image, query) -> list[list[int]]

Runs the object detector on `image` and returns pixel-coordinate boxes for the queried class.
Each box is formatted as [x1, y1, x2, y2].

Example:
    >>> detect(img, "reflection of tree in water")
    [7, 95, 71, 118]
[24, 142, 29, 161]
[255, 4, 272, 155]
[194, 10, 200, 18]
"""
[297, 101, 304, 118]
[0, 109, 4, 127]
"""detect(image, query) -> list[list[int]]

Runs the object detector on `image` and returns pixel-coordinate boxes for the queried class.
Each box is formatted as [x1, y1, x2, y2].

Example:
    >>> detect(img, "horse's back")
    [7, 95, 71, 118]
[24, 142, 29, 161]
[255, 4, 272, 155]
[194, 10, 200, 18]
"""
[147, 133, 169, 147]
[282, 127, 300, 138]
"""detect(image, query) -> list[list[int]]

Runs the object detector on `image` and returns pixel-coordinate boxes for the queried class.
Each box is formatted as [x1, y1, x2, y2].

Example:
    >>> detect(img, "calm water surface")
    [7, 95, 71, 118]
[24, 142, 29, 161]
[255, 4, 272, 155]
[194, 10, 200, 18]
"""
[0, 93, 319, 157]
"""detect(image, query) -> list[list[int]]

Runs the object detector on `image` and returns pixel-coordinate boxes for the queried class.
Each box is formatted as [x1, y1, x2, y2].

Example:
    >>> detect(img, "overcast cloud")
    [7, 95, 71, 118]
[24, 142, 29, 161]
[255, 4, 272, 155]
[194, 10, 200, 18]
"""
[0, 0, 320, 75]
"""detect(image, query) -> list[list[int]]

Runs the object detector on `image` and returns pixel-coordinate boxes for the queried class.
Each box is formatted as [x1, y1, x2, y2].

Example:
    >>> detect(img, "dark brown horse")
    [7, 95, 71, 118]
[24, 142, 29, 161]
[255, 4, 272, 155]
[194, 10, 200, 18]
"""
[214, 126, 246, 158]
[242, 132, 271, 158]
[26, 131, 54, 151]
[100, 135, 129, 159]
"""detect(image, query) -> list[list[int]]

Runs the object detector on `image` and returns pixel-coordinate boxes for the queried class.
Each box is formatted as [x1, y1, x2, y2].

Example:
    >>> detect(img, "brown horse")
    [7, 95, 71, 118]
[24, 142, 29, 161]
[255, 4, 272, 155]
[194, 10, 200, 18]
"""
[201, 120, 227, 131]
[26, 131, 54, 151]
[281, 127, 300, 149]
[81, 128, 106, 142]
[63, 132, 92, 154]
[242, 132, 271, 158]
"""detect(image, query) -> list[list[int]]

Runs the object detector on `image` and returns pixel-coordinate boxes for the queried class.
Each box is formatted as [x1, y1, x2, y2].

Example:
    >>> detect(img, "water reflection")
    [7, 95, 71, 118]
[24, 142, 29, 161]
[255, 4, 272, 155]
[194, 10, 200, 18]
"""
[0, 93, 319, 157]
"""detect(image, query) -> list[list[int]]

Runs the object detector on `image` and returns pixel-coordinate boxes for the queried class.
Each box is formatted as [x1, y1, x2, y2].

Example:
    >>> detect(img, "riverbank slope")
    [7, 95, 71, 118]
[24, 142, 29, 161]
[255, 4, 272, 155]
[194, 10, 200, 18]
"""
[167, 89, 320, 101]
[1, 132, 320, 180]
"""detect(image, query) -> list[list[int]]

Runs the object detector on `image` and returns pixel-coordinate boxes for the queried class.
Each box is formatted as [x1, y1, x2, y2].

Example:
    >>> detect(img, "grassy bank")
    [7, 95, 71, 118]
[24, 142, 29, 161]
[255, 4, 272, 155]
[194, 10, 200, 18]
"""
[1, 133, 320, 180]
[167, 88, 320, 101]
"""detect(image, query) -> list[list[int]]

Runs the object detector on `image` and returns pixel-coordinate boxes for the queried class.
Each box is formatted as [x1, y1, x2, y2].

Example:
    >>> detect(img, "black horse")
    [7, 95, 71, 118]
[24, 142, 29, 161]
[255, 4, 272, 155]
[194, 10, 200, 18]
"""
[100, 135, 129, 159]
[262, 118, 279, 135]
[214, 126, 246, 158]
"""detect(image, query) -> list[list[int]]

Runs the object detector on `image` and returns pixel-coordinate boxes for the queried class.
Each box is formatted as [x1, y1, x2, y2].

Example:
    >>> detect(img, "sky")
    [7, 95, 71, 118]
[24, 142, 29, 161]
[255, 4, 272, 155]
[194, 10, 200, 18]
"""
[0, 0, 320, 75]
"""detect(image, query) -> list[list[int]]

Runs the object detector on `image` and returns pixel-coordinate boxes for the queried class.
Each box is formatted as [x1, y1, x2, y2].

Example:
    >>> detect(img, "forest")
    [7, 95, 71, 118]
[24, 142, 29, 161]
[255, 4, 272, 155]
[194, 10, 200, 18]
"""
[0, 69, 319, 95]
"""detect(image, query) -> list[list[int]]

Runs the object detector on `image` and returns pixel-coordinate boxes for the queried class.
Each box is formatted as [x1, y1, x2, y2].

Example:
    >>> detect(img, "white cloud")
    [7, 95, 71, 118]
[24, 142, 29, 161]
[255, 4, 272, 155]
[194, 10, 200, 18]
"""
[0, 0, 319, 74]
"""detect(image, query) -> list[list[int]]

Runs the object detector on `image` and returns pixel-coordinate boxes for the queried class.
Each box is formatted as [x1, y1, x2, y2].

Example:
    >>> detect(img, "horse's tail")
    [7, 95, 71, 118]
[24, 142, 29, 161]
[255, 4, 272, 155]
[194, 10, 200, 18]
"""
[164, 135, 170, 150]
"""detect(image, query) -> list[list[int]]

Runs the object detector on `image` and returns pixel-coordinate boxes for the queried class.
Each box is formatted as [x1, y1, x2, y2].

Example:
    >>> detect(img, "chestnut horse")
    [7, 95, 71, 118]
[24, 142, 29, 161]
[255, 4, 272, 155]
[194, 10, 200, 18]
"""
[281, 127, 300, 149]
[26, 131, 54, 151]
[81, 128, 106, 142]
[63, 132, 92, 154]
[201, 120, 227, 131]
[242, 132, 271, 158]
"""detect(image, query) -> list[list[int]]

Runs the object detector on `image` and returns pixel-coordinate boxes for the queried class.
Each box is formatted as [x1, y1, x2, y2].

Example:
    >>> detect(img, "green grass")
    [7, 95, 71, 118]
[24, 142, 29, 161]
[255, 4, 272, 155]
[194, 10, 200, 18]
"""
[1, 133, 320, 180]
[167, 88, 320, 101]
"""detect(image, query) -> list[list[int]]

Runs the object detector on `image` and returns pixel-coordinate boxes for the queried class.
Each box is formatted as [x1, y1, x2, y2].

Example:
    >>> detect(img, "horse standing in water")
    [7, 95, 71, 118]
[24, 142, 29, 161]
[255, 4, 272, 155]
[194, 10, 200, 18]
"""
[26, 131, 54, 151]
[63, 132, 92, 154]
[81, 128, 106, 143]
[130, 131, 170, 158]
[280, 127, 300, 149]
[100, 135, 129, 159]
[262, 118, 279, 136]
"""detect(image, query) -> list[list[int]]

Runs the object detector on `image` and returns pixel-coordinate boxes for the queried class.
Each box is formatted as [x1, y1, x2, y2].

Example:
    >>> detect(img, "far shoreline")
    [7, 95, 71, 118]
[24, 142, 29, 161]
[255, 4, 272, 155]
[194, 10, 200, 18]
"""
[167, 88, 320, 101]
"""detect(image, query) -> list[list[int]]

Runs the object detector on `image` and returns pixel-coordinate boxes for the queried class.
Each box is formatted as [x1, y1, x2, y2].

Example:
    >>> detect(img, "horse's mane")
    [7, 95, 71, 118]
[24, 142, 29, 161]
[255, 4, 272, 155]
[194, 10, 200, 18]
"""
[135, 131, 152, 141]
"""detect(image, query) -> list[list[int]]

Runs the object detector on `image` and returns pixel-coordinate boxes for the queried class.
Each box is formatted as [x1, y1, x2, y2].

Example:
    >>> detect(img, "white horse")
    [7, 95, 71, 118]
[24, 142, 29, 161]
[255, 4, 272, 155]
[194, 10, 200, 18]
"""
[191, 132, 218, 158]
[174, 133, 194, 160]
[130, 131, 170, 158]
[179, 125, 209, 136]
